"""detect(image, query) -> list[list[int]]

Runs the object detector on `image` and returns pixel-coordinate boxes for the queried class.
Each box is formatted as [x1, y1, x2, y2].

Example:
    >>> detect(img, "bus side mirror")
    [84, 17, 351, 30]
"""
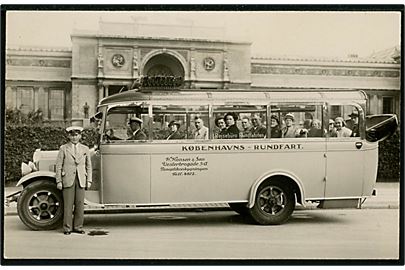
[365, 114, 398, 142]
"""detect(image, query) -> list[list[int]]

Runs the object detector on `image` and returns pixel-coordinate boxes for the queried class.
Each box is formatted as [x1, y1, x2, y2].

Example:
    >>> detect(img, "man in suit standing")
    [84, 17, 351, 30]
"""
[127, 116, 147, 140]
[56, 126, 92, 235]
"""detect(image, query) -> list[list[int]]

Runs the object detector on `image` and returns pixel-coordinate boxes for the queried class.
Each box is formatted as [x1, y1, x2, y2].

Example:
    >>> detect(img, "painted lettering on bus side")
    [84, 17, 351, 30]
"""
[161, 155, 209, 176]
[182, 145, 245, 151]
[181, 144, 303, 152]
[253, 144, 302, 150]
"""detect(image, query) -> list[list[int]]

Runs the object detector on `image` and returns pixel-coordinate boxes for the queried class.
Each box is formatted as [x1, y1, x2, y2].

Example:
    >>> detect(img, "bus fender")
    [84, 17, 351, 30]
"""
[247, 171, 306, 208]
[16, 171, 57, 187]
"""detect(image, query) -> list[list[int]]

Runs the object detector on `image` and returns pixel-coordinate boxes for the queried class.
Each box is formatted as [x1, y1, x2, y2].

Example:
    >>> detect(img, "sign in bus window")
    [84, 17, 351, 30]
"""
[213, 105, 267, 139]
[270, 104, 324, 138]
[103, 105, 149, 142]
[152, 105, 209, 140]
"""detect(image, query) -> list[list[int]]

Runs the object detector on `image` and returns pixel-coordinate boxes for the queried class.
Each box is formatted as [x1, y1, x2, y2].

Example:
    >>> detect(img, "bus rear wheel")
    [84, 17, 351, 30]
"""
[249, 180, 295, 225]
[17, 180, 63, 230]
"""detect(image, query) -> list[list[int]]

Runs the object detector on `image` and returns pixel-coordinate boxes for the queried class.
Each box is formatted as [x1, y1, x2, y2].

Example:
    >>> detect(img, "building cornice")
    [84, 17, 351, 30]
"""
[71, 32, 251, 45]
[7, 46, 72, 53]
[252, 56, 399, 66]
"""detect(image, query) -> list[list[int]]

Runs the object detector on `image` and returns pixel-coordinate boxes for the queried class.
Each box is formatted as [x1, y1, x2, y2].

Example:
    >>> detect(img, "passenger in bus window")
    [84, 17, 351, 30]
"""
[193, 116, 209, 140]
[105, 128, 121, 141]
[167, 120, 183, 140]
[240, 117, 252, 138]
[250, 115, 267, 138]
[346, 111, 359, 137]
[270, 115, 282, 138]
[214, 117, 227, 138]
[327, 119, 338, 137]
[303, 119, 312, 130]
[223, 112, 240, 139]
[308, 119, 323, 137]
[127, 117, 147, 140]
[334, 117, 352, 137]
[282, 113, 303, 138]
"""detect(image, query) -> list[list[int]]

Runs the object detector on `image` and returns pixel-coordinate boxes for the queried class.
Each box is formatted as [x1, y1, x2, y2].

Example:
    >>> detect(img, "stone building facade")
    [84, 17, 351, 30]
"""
[5, 24, 401, 126]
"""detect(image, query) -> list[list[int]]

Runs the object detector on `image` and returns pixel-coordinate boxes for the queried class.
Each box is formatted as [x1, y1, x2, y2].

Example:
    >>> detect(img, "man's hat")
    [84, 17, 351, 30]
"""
[66, 126, 83, 134]
[348, 111, 359, 117]
[329, 119, 335, 124]
[285, 113, 295, 121]
[128, 116, 143, 124]
[168, 120, 180, 128]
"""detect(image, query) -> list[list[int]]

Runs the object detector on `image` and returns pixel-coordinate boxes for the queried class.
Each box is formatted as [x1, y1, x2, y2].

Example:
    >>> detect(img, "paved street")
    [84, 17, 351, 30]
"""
[3, 208, 399, 260]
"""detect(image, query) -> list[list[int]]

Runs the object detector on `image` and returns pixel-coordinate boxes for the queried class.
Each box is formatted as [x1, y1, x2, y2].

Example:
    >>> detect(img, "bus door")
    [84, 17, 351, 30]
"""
[270, 102, 327, 199]
[324, 103, 364, 198]
[100, 104, 151, 204]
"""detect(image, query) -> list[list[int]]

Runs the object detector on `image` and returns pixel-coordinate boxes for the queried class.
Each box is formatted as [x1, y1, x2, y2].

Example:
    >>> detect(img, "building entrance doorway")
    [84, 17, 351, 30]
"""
[143, 54, 184, 80]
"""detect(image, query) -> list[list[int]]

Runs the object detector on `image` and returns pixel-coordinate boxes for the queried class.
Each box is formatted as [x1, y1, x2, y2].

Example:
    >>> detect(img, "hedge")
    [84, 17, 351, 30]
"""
[3, 125, 401, 183]
[377, 129, 400, 181]
[4, 125, 98, 183]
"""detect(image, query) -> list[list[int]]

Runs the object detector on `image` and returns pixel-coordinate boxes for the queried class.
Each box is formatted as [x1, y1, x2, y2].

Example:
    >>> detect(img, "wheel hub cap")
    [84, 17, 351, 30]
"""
[259, 186, 287, 215]
[28, 190, 61, 222]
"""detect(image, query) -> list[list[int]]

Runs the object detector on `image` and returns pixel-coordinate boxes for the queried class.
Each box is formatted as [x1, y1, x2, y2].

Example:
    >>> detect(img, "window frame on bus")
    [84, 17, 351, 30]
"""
[268, 101, 327, 140]
[325, 101, 365, 140]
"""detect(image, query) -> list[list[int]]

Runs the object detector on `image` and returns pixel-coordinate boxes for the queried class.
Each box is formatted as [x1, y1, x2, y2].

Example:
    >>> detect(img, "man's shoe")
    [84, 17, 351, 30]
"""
[64, 231, 71, 235]
[73, 229, 85, 234]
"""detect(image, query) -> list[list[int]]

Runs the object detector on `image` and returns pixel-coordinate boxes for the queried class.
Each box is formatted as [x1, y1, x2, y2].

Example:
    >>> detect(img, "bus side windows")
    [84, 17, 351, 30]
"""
[328, 105, 360, 138]
[271, 104, 324, 139]
[152, 105, 209, 140]
[152, 105, 187, 140]
[103, 106, 149, 142]
[213, 106, 267, 139]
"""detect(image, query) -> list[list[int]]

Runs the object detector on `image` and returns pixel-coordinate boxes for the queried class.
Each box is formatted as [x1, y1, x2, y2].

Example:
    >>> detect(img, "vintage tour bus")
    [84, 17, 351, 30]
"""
[10, 87, 398, 230]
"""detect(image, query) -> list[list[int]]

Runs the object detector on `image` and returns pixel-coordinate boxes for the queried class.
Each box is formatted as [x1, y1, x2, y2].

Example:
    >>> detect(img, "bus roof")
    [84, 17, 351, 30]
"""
[99, 89, 367, 106]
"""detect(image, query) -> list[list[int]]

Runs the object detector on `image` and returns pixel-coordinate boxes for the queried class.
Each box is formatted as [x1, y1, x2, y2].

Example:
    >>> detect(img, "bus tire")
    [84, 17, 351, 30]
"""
[249, 180, 295, 225]
[17, 180, 63, 230]
[229, 203, 249, 216]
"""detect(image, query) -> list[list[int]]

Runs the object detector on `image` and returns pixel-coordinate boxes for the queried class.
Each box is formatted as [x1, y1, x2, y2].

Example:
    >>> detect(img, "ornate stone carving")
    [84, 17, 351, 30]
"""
[132, 52, 139, 78]
[203, 57, 215, 71]
[133, 53, 138, 71]
[190, 57, 196, 80]
[97, 53, 104, 77]
[111, 54, 125, 68]
[98, 53, 104, 68]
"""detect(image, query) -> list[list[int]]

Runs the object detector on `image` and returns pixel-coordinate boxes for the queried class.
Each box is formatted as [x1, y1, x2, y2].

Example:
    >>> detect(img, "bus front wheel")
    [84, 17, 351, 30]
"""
[249, 180, 295, 225]
[17, 180, 64, 230]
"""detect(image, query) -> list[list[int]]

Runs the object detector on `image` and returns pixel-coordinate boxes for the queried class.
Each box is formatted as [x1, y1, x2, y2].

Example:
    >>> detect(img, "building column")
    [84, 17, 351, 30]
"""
[105, 85, 109, 97]
[37, 87, 45, 111]
[5, 86, 13, 109]
[12, 87, 17, 109]
[98, 81, 104, 102]
[369, 94, 378, 115]
[377, 96, 383, 115]
[34, 87, 39, 111]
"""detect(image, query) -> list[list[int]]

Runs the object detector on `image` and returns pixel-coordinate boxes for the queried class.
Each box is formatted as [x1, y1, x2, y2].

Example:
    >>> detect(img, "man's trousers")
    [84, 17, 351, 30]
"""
[62, 175, 85, 232]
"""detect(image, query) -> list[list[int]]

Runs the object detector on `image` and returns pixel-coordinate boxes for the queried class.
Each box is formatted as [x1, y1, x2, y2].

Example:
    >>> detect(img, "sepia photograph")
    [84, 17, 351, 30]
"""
[2, 5, 402, 264]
